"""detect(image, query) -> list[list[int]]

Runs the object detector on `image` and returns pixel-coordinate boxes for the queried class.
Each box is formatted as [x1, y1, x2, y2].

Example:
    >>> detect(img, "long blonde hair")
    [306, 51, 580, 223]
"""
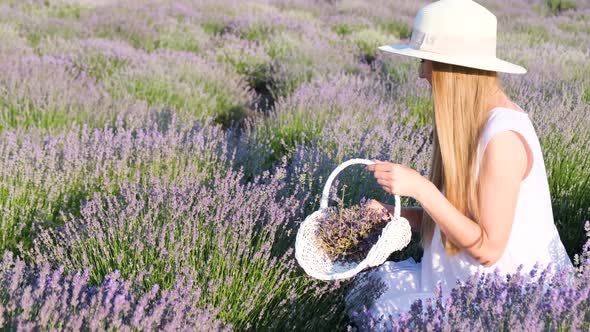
[420, 61, 499, 256]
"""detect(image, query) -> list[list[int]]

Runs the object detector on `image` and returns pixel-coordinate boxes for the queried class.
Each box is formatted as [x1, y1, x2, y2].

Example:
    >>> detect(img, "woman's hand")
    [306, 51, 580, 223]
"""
[365, 199, 392, 221]
[365, 198, 424, 232]
[366, 160, 429, 201]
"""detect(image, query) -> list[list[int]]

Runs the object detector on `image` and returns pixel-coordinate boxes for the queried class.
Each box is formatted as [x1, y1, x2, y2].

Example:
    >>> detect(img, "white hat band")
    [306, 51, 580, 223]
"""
[409, 30, 497, 58]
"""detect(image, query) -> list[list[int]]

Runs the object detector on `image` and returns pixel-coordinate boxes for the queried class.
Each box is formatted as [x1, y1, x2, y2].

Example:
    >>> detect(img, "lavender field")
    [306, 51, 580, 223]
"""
[0, 0, 588, 330]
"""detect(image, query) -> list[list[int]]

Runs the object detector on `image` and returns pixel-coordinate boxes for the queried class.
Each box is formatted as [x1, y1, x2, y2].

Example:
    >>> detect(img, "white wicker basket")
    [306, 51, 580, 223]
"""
[295, 158, 412, 281]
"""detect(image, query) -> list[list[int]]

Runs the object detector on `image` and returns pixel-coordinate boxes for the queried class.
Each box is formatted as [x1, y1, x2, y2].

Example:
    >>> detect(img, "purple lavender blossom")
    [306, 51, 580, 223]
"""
[0, 251, 228, 331]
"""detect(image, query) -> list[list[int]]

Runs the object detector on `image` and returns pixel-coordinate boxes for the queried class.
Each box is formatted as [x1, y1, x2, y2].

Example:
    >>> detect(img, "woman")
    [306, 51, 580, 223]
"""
[345, 0, 574, 326]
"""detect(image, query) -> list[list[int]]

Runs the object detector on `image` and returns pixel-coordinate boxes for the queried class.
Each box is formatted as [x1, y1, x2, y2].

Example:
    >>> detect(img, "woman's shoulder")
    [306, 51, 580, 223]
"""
[486, 106, 530, 123]
[481, 106, 534, 144]
[477, 105, 536, 181]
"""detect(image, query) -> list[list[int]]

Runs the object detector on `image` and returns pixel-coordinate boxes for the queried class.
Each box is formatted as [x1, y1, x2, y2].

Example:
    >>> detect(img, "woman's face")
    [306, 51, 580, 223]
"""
[419, 59, 433, 84]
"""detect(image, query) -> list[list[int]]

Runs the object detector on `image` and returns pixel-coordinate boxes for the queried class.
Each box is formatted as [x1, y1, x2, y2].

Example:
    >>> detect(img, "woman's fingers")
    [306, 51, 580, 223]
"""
[373, 172, 392, 180]
[368, 161, 397, 193]
[366, 199, 384, 210]
[366, 160, 379, 171]
[374, 163, 393, 172]
[366, 198, 377, 205]
[377, 178, 390, 188]
[367, 162, 394, 172]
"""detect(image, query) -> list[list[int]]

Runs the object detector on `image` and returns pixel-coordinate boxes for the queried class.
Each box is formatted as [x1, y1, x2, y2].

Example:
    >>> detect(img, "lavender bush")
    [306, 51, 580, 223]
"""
[118, 52, 252, 126]
[0, 53, 114, 131]
[80, 0, 205, 52]
[348, 221, 590, 332]
[7, 4, 87, 49]
[544, 129, 590, 259]
[251, 73, 405, 165]
[0, 251, 228, 331]
[37, 37, 139, 82]
[26, 161, 347, 330]
[0, 116, 234, 254]
[0, 0, 586, 330]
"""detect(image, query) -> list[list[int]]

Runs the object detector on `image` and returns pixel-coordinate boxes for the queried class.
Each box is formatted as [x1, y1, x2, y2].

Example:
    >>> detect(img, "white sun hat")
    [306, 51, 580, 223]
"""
[378, 0, 526, 74]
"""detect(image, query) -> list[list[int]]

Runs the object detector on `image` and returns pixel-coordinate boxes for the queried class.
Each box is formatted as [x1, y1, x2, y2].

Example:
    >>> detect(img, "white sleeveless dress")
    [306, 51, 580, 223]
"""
[345, 106, 574, 325]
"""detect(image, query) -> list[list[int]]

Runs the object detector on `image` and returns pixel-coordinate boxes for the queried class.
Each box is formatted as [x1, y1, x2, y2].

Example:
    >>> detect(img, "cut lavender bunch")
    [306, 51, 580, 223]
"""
[316, 193, 392, 263]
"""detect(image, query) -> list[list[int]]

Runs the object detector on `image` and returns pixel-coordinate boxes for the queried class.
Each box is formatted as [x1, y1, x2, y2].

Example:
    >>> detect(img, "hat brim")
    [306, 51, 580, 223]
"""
[378, 44, 526, 74]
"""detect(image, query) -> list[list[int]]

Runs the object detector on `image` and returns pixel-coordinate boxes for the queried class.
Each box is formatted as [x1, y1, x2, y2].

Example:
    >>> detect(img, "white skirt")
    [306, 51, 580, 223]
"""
[345, 258, 436, 330]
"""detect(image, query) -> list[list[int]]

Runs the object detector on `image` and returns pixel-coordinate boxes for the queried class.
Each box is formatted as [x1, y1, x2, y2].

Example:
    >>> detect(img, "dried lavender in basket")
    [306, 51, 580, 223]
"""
[316, 195, 392, 263]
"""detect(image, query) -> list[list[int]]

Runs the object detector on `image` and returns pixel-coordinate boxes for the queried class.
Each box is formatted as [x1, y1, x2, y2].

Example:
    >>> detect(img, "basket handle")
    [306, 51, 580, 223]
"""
[319, 158, 401, 219]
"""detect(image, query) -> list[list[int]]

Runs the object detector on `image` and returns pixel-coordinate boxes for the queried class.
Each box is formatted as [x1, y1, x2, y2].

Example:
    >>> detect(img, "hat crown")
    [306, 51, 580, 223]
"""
[376, 0, 527, 74]
[414, 0, 497, 38]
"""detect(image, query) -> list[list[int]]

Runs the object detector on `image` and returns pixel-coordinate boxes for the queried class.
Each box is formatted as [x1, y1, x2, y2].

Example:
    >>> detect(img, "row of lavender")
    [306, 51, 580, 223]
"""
[0, 113, 587, 331]
[0, 0, 588, 330]
[2, 0, 588, 129]
[0, 118, 352, 330]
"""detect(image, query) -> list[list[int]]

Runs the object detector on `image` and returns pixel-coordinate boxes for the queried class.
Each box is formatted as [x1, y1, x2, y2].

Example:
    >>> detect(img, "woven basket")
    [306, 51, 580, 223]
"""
[295, 158, 412, 280]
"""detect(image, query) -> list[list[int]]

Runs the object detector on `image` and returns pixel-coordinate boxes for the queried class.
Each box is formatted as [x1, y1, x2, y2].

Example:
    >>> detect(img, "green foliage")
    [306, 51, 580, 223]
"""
[380, 60, 416, 84]
[241, 23, 274, 41]
[127, 75, 249, 128]
[557, 21, 590, 34]
[332, 22, 369, 37]
[202, 21, 228, 35]
[26, 32, 41, 49]
[379, 20, 412, 39]
[514, 24, 551, 45]
[106, 60, 253, 128]
[547, 0, 577, 14]
[216, 43, 274, 92]
[255, 109, 325, 166]
[404, 95, 433, 129]
[46, 4, 83, 19]
[352, 28, 392, 63]
[81, 53, 129, 82]
[333, 23, 355, 36]
[154, 24, 207, 53]
[26, 27, 81, 49]
[583, 86, 590, 104]
[263, 33, 317, 98]
[0, 180, 88, 254]
[544, 130, 590, 259]
[0, 95, 100, 132]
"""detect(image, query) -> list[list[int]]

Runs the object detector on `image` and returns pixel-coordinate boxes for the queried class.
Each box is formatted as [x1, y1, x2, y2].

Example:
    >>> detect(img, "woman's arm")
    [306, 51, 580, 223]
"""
[416, 131, 529, 267]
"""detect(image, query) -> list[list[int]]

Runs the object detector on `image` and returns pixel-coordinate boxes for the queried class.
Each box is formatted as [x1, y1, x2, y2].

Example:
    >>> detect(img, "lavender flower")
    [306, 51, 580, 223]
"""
[0, 251, 228, 331]
[0, 116, 234, 254]
[349, 221, 590, 332]
[25, 154, 343, 330]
